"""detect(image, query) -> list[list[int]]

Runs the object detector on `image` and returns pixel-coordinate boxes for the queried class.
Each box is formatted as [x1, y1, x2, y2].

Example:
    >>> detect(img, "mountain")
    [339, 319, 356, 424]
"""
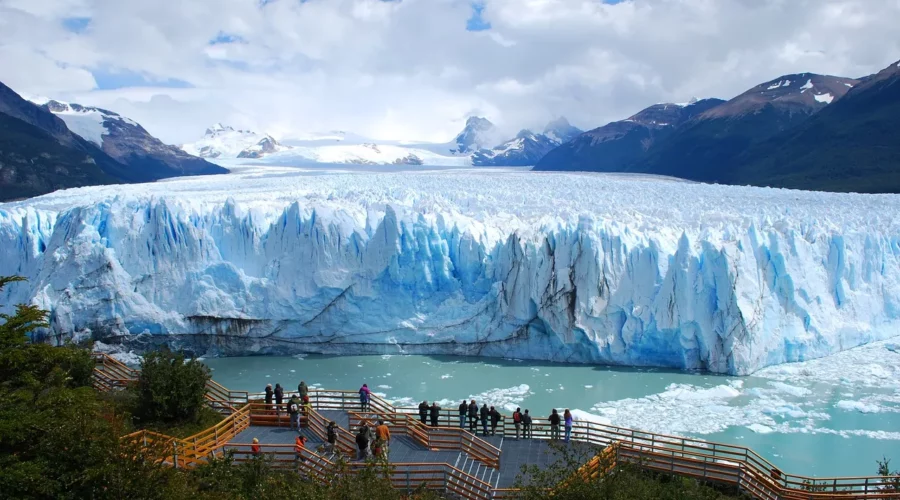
[182, 124, 290, 159]
[729, 60, 900, 192]
[543, 117, 582, 144]
[620, 73, 858, 182]
[0, 83, 135, 201]
[42, 100, 226, 180]
[473, 118, 584, 166]
[451, 116, 497, 154]
[534, 98, 725, 172]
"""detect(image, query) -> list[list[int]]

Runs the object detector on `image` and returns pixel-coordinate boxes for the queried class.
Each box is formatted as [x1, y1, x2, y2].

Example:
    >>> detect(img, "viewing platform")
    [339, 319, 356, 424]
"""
[95, 353, 900, 500]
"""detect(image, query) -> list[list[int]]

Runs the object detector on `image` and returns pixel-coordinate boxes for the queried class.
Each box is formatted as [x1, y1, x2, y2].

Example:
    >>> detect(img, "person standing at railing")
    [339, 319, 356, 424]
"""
[489, 406, 501, 436]
[275, 383, 284, 413]
[563, 409, 573, 443]
[359, 383, 371, 411]
[479, 404, 489, 436]
[251, 437, 261, 457]
[512, 408, 523, 440]
[458, 400, 468, 428]
[467, 399, 478, 432]
[288, 394, 302, 432]
[522, 410, 532, 439]
[418, 400, 429, 424]
[549, 408, 561, 440]
[265, 384, 273, 408]
[429, 401, 441, 427]
[298, 380, 308, 399]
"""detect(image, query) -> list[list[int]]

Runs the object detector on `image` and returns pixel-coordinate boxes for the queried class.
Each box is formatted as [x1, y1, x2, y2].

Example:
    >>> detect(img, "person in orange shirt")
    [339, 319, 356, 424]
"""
[251, 437, 260, 457]
[375, 420, 391, 458]
[295, 435, 307, 463]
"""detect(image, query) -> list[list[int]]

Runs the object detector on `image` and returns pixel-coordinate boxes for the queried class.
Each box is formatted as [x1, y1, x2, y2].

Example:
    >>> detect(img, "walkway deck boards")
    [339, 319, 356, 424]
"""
[229, 412, 600, 489]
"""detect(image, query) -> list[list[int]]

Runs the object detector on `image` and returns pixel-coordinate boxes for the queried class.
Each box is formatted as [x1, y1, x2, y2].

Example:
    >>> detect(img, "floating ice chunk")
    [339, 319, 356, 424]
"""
[441, 374, 452, 379]
[570, 409, 612, 425]
[747, 423, 774, 434]
[768, 381, 811, 397]
[836, 400, 881, 413]
[377, 385, 392, 389]
[584, 385, 594, 389]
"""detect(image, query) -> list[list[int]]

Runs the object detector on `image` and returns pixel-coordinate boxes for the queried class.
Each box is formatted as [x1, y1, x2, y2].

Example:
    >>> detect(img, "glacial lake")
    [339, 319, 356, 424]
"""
[203, 339, 900, 478]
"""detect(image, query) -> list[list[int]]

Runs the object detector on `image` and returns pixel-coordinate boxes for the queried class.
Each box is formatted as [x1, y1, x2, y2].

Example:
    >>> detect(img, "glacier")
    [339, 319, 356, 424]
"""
[1, 165, 899, 375]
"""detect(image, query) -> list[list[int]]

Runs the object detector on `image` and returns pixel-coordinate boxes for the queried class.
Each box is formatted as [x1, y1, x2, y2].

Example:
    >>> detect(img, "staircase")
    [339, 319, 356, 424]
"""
[453, 451, 500, 490]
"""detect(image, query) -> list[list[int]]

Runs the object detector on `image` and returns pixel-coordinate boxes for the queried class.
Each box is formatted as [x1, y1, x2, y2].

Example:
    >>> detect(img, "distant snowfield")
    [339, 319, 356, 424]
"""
[2, 165, 900, 375]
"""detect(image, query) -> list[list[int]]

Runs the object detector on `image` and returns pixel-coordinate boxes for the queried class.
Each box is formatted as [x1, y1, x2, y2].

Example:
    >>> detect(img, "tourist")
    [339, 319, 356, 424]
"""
[467, 399, 478, 432]
[479, 404, 489, 436]
[298, 380, 309, 399]
[512, 407, 522, 440]
[549, 409, 561, 440]
[264, 384, 273, 407]
[302, 394, 312, 416]
[325, 421, 338, 455]
[418, 400, 429, 425]
[522, 410, 532, 438]
[429, 401, 441, 427]
[564, 409, 573, 443]
[275, 383, 284, 409]
[356, 426, 369, 460]
[490, 406, 501, 436]
[295, 435, 307, 463]
[458, 400, 468, 428]
[251, 437, 260, 457]
[288, 393, 301, 431]
[375, 419, 391, 457]
[359, 383, 371, 411]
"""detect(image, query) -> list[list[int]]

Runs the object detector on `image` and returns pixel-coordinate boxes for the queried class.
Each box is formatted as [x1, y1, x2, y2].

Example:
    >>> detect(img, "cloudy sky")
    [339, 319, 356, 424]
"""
[1, 0, 898, 144]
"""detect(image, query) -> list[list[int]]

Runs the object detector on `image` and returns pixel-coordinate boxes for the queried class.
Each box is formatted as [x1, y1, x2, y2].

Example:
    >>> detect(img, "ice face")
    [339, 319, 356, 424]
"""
[1, 167, 899, 375]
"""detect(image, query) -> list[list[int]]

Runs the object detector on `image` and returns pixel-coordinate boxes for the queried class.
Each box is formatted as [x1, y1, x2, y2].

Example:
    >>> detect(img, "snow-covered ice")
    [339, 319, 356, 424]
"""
[2, 166, 900, 375]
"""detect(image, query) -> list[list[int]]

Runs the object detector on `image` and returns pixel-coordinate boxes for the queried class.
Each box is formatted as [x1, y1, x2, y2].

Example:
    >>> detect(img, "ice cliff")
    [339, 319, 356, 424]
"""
[1, 167, 899, 375]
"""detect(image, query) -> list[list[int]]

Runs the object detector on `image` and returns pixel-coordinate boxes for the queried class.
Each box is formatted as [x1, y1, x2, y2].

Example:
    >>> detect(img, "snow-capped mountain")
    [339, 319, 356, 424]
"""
[700, 73, 858, 119]
[39, 100, 226, 180]
[245, 142, 469, 167]
[473, 118, 583, 166]
[451, 116, 498, 154]
[182, 124, 290, 159]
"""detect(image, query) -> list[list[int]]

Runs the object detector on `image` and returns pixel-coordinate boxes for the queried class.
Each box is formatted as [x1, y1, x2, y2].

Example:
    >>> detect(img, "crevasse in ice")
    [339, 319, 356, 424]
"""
[1, 169, 898, 375]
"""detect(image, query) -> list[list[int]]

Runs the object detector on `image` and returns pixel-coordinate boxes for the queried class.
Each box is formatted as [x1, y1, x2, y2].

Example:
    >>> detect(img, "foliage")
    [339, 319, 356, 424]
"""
[515, 441, 749, 500]
[135, 349, 211, 425]
[877, 457, 900, 492]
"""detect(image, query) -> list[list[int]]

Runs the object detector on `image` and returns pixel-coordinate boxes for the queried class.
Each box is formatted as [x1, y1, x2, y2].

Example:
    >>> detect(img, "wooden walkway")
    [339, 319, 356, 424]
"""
[95, 353, 900, 500]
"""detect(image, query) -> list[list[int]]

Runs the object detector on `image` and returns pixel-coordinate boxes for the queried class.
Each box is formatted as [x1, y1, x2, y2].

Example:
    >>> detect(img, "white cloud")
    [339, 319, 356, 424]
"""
[0, 0, 898, 144]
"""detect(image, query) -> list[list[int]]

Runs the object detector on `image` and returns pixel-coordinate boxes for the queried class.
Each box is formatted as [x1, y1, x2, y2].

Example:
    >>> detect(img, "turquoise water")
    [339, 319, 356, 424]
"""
[203, 345, 900, 478]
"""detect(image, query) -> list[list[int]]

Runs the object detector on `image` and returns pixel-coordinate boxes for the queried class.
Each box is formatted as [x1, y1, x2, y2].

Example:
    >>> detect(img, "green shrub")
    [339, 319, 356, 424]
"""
[135, 349, 211, 425]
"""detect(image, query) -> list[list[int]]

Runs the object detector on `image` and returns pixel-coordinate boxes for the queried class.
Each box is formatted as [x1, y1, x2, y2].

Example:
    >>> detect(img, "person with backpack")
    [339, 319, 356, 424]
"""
[564, 409, 573, 443]
[325, 421, 338, 455]
[288, 394, 302, 431]
[458, 400, 468, 428]
[467, 399, 478, 432]
[490, 406, 501, 436]
[355, 425, 369, 461]
[418, 401, 428, 425]
[549, 408, 561, 440]
[298, 380, 309, 399]
[479, 403, 489, 436]
[429, 402, 441, 427]
[512, 407, 522, 439]
[358, 383, 371, 411]
[522, 409, 532, 439]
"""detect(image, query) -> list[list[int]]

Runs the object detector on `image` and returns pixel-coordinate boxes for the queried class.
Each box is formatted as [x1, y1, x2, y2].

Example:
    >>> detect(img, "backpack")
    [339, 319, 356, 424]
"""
[513, 412, 521, 423]
[289, 403, 299, 414]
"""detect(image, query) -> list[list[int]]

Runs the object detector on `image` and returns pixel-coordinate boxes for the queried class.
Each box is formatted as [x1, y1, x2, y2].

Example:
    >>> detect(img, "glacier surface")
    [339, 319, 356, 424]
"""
[2, 165, 900, 375]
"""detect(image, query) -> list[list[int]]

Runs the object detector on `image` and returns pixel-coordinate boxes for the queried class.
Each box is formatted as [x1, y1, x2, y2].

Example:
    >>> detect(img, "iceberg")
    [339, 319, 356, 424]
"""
[1, 166, 899, 375]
